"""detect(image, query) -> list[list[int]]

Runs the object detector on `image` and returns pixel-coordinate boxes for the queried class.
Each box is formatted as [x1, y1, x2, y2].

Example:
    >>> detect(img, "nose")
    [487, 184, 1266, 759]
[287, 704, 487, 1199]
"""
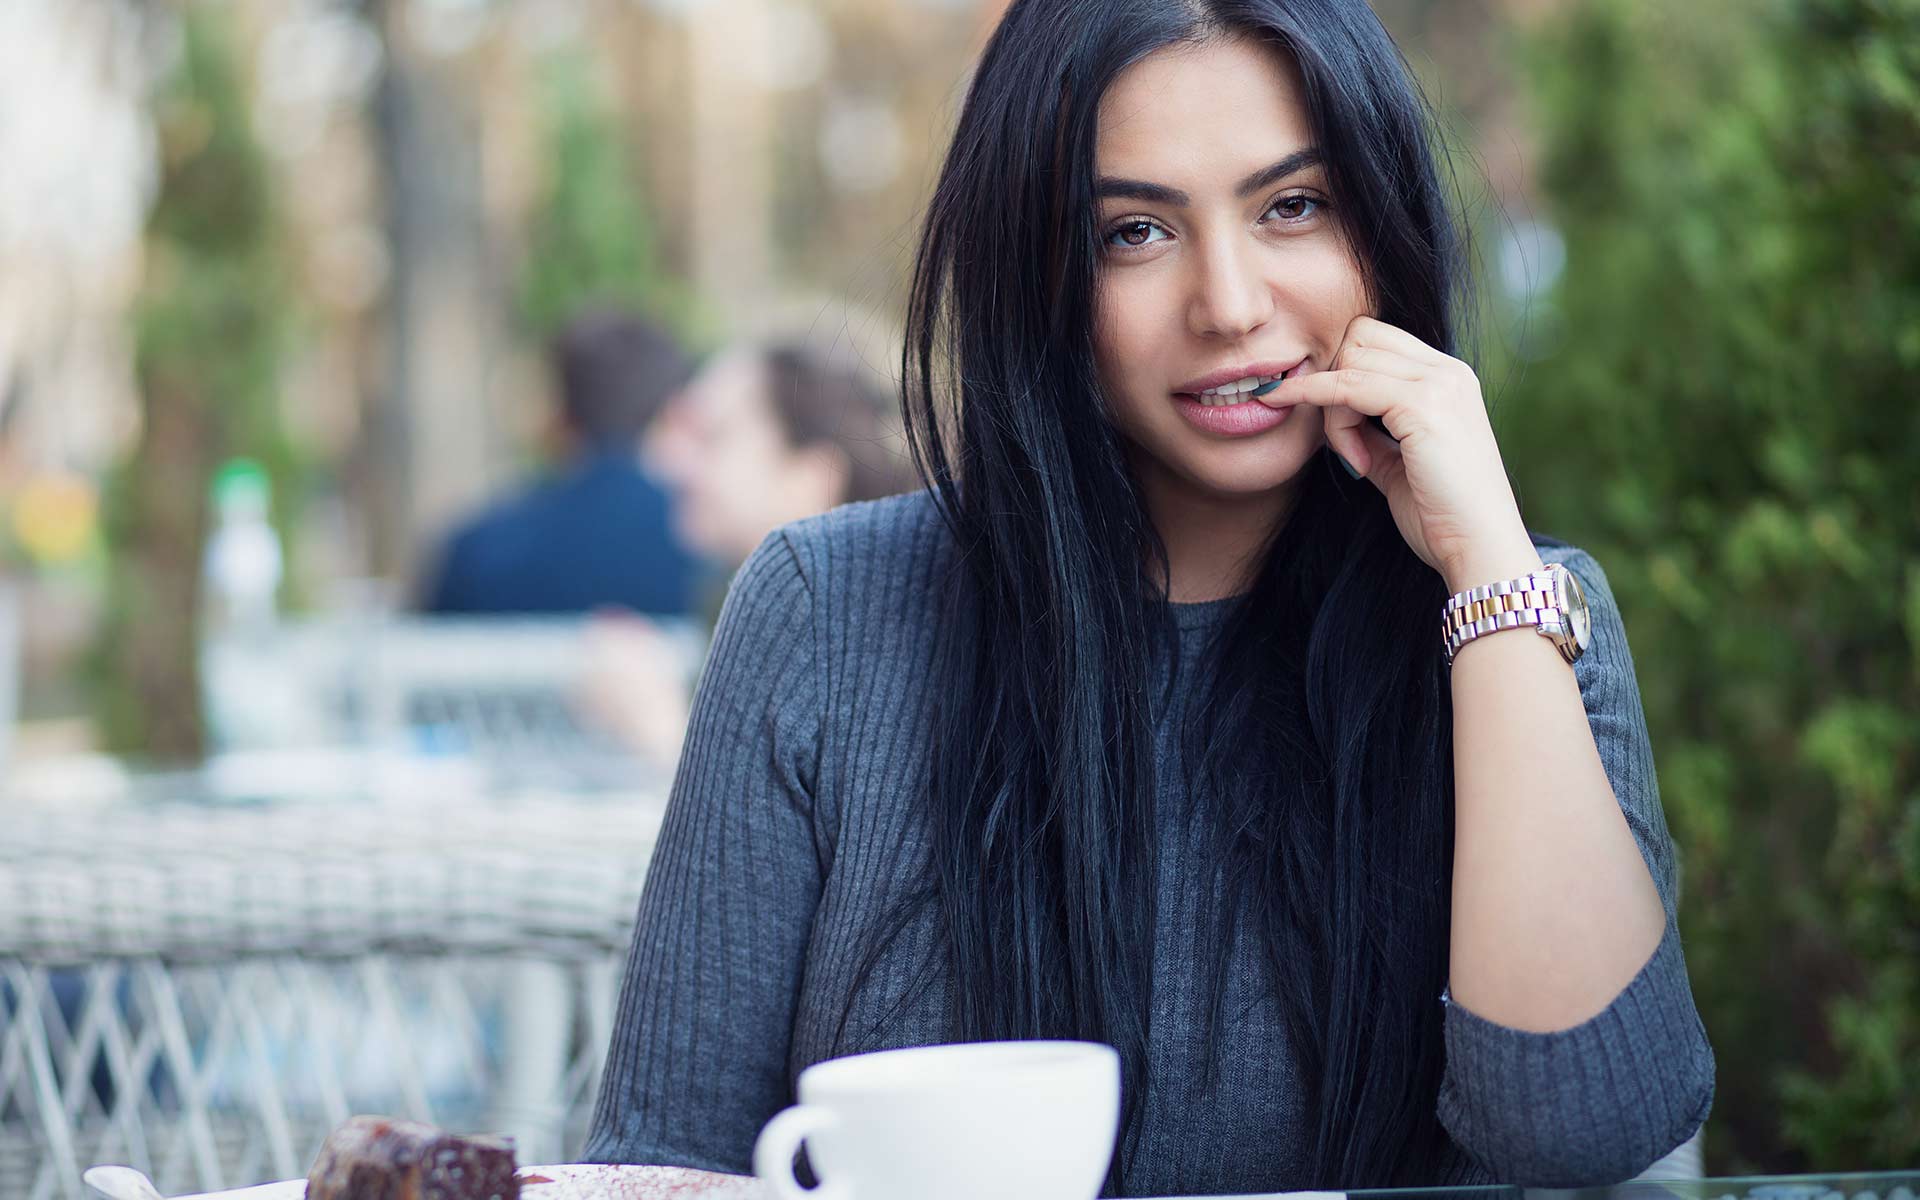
[1185, 235, 1275, 341]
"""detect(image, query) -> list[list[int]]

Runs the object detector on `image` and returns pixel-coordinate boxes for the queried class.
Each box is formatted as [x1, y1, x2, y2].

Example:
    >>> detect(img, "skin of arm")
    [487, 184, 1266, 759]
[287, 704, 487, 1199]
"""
[1440, 534, 1668, 1033]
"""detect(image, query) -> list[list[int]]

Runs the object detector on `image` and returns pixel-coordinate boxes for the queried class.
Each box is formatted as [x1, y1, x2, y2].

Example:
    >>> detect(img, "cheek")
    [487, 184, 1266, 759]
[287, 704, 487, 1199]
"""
[1094, 272, 1172, 355]
[721, 433, 788, 511]
[1092, 274, 1175, 417]
[1291, 245, 1373, 326]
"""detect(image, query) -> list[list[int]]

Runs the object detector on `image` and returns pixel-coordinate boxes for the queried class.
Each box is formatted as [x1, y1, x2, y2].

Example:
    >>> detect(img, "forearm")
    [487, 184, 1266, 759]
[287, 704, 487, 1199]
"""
[1443, 538, 1667, 1033]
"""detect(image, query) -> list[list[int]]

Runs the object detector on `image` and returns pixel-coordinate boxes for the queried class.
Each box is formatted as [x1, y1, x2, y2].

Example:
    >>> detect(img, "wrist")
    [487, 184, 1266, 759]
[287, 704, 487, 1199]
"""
[1441, 536, 1544, 595]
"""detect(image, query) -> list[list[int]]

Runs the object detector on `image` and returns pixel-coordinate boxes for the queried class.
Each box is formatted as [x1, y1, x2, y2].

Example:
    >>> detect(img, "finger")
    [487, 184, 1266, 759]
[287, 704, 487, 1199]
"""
[1355, 417, 1403, 490]
[1345, 315, 1453, 367]
[1330, 419, 1406, 489]
[1332, 344, 1428, 382]
[1321, 402, 1372, 478]
[1258, 367, 1406, 418]
[1326, 426, 1372, 479]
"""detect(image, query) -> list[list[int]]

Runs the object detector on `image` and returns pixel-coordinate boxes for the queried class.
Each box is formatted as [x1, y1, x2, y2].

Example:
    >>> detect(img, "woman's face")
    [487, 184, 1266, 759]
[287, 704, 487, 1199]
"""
[1091, 36, 1370, 509]
[664, 351, 843, 565]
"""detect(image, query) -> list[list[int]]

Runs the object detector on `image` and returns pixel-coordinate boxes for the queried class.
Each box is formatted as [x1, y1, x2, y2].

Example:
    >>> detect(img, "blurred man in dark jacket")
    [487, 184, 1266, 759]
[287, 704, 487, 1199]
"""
[422, 310, 707, 616]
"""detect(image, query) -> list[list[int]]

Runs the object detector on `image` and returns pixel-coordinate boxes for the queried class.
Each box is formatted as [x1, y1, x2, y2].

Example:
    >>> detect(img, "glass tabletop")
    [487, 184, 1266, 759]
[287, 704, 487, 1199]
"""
[1339, 1171, 1920, 1200]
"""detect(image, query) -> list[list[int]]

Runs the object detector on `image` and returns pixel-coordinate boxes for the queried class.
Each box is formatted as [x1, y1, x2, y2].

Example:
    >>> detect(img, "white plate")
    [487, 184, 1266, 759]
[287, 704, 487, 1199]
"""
[172, 1164, 772, 1199]
[167, 1165, 1341, 1200]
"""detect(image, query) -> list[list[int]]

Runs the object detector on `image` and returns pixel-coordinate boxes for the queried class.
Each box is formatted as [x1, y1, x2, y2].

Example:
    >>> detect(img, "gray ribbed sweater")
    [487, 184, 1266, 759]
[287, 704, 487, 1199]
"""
[584, 489, 1715, 1195]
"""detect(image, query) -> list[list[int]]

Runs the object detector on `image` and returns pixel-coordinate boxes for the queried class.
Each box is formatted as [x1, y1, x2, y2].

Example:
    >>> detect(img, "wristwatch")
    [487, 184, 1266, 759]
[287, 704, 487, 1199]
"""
[1442, 560, 1591, 668]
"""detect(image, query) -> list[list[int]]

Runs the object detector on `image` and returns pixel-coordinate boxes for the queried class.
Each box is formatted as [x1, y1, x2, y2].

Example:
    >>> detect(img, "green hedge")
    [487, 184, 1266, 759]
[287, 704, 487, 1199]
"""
[1492, 0, 1920, 1170]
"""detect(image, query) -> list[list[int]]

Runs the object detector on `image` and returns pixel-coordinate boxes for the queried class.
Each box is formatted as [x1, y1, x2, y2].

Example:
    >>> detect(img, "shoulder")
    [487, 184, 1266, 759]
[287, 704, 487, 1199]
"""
[710, 493, 948, 788]
[449, 491, 532, 544]
[441, 475, 585, 568]
[719, 493, 951, 738]
[763, 489, 953, 610]
[528, 458, 672, 521]
[1528, 532, 1620, 618]
[1525, 538, 1678, 906]
[1526, 533, 1644, 706]
[432, 496, 533, 587]
[1528, 530, 1598, 572]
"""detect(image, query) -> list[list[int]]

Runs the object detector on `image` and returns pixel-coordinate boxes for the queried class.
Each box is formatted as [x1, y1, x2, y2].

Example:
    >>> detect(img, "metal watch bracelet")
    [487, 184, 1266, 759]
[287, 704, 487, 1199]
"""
[1441, 563, 1573, 668]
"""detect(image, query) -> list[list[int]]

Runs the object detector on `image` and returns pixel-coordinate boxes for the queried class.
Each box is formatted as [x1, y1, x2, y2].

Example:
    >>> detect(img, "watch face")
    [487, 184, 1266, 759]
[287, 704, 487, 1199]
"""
[1562, 566, 1593, 649]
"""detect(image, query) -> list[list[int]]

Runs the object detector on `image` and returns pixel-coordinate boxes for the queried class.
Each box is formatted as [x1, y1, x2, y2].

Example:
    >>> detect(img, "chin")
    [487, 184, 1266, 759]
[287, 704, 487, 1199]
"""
[1186, 466, 1302, 501]
[1163, 438, 1315, 499]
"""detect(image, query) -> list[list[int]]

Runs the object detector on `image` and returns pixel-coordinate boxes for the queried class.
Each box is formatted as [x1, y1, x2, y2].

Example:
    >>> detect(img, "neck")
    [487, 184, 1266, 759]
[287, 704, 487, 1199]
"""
[1134, 455, 1296, 603]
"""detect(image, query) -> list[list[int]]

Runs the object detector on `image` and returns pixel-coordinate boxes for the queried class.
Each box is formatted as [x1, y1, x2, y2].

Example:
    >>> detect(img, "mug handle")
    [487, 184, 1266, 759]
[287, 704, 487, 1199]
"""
[752, 1104, 852, 1200]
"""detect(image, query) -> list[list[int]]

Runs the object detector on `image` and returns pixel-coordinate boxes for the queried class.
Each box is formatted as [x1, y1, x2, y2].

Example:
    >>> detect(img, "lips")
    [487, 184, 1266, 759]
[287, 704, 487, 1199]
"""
[1173, 357, 1308, 398]
[1171, 390, 1296, 437]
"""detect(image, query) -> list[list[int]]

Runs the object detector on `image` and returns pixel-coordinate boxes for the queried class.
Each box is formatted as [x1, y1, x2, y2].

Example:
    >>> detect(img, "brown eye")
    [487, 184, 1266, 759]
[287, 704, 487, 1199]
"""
[1264, 194, 1326, 224]
[1103, 219, 1168, 250]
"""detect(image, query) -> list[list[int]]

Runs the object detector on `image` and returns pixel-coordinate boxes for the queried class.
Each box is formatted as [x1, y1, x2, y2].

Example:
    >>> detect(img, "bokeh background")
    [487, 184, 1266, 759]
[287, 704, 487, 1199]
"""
[0, 0, 1914, 1173]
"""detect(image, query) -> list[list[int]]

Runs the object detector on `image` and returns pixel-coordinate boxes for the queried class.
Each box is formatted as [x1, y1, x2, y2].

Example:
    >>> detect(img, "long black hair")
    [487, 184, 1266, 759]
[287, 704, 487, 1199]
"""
[892, 0, 1471, 1189]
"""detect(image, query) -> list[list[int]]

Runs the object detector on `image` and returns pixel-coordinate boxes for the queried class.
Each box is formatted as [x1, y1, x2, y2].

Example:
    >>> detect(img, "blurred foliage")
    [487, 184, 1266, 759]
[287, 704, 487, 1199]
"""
[1494, 0, 1920, 1171]
[94, 6, 302, 760]
[516, 52, 705, 345]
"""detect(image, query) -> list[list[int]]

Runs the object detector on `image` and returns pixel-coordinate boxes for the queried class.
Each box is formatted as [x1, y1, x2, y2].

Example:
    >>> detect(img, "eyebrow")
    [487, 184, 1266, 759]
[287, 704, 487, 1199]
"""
[1094, 147, 1324, 207]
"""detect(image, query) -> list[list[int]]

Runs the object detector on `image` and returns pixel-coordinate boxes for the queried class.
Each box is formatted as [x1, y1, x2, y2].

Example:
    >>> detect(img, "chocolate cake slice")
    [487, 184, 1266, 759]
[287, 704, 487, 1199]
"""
[307, 1115, 520, 1200]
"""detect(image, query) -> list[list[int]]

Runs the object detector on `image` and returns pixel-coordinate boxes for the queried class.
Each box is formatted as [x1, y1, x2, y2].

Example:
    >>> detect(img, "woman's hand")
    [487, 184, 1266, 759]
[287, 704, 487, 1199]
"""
[1259, 315, 1538, 591]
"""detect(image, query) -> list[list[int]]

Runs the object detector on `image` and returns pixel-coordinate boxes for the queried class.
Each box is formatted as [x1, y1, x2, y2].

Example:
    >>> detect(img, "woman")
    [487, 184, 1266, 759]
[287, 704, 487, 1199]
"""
[586, 0, 1715, 1192]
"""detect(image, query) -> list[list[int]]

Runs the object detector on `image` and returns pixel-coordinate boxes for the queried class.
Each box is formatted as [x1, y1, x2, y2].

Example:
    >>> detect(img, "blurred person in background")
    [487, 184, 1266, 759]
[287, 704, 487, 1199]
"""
[651, 339, 919, 576]
[421, 309, 704, 616]
[577, 336, 917, 764]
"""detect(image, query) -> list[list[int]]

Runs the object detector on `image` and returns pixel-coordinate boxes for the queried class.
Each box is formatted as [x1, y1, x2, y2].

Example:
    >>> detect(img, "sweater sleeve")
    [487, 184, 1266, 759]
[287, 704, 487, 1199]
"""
[584, 527, 824, 1173]
[1436, 544, 1716, 1186]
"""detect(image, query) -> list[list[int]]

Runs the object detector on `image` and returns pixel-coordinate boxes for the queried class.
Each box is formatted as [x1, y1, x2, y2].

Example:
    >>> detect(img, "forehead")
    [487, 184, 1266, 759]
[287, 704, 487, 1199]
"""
[1094, 36, 1315, 182]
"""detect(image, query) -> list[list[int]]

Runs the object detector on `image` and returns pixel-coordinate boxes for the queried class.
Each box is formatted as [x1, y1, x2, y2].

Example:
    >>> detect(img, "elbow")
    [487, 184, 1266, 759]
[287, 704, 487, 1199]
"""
[1441, 1035, 1716, 1186]
[1438, 917, 1718, 1186]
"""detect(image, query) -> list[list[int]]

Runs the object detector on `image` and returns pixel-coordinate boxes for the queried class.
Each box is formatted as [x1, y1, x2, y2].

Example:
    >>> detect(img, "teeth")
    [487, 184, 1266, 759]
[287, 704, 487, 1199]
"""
[1195, 368, 1288, 402]
[1203, 376, 1262, 395]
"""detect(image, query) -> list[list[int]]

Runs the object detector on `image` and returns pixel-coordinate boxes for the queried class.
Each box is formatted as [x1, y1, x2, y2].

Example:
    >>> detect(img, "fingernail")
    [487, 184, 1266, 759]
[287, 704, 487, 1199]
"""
[1338, 455, 1362, 480]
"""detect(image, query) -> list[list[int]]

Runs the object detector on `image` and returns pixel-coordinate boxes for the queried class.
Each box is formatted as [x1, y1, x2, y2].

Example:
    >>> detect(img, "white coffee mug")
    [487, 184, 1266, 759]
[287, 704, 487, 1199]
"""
[752, 1040, 1120, 1200]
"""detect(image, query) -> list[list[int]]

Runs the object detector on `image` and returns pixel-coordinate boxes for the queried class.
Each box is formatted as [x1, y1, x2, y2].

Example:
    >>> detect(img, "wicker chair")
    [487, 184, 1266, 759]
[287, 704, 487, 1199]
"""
[0, 791, 663, 1200]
